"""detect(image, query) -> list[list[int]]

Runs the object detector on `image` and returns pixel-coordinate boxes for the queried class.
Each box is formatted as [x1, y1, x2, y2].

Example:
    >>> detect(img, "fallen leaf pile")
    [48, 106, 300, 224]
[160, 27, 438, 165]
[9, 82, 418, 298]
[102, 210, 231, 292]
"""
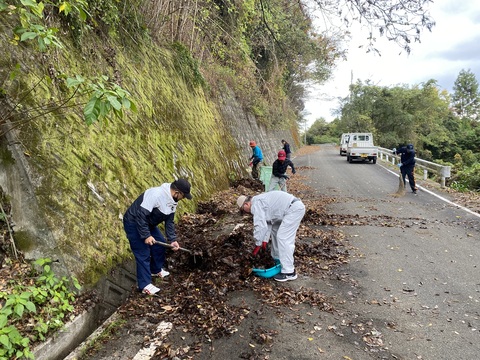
[107, 169, 353, 359]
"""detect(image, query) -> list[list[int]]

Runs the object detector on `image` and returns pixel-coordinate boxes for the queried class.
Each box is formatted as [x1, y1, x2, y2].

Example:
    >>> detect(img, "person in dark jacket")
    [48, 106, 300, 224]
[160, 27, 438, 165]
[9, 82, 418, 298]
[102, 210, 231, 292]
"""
[123, 179, 192, 295]
[281, 139, 292, 159]
[269, 150, 296, 192]
[393, 144, 418, 194]
[249, 140, 264, 180]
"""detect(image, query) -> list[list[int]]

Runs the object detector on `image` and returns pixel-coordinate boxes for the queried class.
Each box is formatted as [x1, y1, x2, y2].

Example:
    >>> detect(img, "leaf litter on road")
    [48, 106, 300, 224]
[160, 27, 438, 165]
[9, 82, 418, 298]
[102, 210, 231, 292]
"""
[89, 170, 352, 359]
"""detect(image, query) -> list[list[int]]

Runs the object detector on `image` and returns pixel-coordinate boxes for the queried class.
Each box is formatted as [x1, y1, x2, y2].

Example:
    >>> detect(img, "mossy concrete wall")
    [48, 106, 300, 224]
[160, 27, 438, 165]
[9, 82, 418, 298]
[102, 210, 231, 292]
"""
[0, 19, 298, 288]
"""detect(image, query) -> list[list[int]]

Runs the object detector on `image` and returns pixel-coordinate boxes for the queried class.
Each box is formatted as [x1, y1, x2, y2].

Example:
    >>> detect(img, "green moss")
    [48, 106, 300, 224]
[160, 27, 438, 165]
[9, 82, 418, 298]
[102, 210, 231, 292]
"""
[0, 10, 258, 287]
[0, 145, 15, 166]
[0, 31, 243, 287]
[12, 230, 36, 252]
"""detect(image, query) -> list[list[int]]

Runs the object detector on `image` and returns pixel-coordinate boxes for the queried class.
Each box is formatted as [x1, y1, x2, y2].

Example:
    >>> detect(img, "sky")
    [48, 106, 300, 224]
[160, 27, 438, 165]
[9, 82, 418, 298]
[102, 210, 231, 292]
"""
[303, 0, 480, 127]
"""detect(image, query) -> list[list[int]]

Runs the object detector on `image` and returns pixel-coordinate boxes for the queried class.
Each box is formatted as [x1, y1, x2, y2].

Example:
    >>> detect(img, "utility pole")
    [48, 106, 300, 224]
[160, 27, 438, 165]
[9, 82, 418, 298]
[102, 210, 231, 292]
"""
[350, 69, 353, 101]
[304, 119, 307, 145]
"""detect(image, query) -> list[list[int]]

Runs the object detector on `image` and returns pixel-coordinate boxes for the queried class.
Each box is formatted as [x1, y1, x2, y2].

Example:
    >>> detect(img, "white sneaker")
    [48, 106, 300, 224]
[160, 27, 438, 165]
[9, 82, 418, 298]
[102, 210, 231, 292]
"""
[152, 269, 170, 278]
[142, 283, 160, 295]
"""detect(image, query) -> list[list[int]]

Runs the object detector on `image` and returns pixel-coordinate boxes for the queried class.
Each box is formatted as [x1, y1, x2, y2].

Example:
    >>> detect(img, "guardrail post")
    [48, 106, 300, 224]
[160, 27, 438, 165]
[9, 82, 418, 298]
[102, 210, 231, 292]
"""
[440, 166, 451, 188]
[423, 169, 427, 180]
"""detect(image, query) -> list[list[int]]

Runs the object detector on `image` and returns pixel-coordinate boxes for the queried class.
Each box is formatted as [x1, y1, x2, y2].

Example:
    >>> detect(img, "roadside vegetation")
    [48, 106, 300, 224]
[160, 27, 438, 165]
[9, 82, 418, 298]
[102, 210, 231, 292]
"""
[305, 69, 480, 191]
[0, 190, 81, 360]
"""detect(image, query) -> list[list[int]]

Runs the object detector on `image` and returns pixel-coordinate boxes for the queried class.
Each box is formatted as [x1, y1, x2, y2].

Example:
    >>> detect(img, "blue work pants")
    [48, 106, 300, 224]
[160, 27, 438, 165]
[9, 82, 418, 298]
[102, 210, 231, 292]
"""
[123, 220, 166, 291]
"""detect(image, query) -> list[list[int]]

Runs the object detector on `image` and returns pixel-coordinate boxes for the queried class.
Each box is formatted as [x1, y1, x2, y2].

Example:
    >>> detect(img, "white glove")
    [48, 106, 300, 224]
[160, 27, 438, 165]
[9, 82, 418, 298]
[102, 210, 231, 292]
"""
[397, 163, 402, 168]
[392, 148, 396, 153]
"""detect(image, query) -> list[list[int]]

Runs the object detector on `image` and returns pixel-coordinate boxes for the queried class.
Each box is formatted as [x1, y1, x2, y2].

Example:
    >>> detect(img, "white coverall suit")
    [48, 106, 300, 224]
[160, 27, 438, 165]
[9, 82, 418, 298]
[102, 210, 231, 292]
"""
[250, 191, 305, 274]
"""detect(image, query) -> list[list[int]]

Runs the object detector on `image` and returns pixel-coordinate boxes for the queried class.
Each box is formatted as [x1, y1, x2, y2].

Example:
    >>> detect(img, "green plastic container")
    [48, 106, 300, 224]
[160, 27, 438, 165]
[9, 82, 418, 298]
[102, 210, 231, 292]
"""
[259, 166, 279, 191]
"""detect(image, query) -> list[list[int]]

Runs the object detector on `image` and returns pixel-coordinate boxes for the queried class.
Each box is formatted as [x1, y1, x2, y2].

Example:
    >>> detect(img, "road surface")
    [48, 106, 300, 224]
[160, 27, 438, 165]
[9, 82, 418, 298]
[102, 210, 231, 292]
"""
[295, 144, 480, 359]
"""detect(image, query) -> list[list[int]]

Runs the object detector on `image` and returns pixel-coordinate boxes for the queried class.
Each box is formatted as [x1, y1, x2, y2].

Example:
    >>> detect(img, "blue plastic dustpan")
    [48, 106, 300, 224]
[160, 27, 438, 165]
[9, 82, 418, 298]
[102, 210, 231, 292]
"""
[252, 259, 281, 278]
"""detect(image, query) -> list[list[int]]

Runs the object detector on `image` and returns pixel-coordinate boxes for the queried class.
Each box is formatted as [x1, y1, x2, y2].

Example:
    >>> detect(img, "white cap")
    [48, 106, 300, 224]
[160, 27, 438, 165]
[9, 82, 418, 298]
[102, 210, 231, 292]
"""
[237, 195, 247, 209]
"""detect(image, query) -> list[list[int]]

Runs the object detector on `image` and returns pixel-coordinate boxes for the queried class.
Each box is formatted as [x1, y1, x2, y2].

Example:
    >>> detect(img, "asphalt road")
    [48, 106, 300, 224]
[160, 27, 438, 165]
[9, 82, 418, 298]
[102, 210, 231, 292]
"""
[78, 144, 480, 360]
[295, 144, 480, 359]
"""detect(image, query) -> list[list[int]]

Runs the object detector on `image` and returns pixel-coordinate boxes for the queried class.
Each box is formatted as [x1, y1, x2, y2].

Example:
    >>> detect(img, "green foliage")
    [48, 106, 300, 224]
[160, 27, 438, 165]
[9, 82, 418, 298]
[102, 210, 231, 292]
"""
[305, 118, 340, 145]
[309, 134, 338, 145]
[171, 42, 206, 90]
[66, 75, 137, 125]
[1, 0, 88, 51]
[451, 69, 480, 120]
[450, 181, 469, 192]
[0, 258, 81, 360]
[85, 0, 119, 29]
[58, 0, 88, 21]
[450, 163, 480, 191]
[6, 0, 61, 51]
[0, 0, 138, 130]
[17, 24, 63, 51]
[339, 81, 380, 134]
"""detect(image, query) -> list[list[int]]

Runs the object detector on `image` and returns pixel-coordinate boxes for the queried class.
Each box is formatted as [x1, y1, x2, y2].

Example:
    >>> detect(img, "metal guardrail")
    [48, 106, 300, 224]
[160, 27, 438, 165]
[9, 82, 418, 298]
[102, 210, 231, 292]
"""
[377, 147, 451, 188]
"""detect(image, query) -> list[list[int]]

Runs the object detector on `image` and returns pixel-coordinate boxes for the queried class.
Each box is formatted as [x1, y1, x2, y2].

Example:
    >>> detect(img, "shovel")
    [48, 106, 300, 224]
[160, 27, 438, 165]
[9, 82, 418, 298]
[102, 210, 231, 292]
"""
[154, 241, 204, 268]
[154, 240, 192, 253]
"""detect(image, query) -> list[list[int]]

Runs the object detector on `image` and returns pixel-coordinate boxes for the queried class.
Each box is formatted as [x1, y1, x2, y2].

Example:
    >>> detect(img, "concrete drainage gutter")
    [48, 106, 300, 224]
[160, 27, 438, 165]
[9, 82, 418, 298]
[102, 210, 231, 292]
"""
[33, 308, 108, 360]
[33, 261, 137, 360]
[65, 313, 173, 360]
[64, 312, 123, 360]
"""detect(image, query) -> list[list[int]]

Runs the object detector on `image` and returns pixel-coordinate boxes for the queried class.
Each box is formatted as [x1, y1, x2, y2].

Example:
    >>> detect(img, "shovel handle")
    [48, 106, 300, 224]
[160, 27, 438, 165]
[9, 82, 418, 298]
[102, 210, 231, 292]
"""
[153, 241, 192, 253]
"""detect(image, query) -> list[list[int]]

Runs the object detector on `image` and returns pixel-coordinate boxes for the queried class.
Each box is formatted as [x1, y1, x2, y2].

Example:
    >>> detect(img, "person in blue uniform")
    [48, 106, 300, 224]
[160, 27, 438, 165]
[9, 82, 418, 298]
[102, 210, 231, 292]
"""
[123, 179, 192, 295]
[393, 144, 418, 194]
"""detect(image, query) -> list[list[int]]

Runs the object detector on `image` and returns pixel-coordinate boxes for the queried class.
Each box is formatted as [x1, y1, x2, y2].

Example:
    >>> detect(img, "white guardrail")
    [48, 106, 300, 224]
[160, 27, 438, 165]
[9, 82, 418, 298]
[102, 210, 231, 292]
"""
[377, 147, 451, 188]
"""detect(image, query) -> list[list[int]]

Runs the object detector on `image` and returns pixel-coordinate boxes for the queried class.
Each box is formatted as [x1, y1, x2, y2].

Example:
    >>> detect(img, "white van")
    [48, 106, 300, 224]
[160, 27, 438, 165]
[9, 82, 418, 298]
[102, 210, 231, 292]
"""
[339, 133, 350, 156]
